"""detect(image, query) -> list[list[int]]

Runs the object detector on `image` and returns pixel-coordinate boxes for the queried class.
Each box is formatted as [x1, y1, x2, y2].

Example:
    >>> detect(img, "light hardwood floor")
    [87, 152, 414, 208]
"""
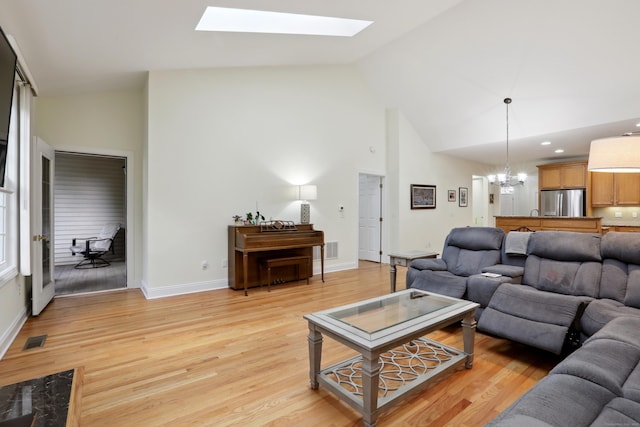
[1, 262, 560, 426]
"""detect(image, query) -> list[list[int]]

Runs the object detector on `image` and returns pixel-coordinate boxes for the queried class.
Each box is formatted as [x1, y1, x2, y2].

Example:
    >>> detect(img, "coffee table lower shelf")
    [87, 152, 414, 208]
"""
[317, 337, 469, 417]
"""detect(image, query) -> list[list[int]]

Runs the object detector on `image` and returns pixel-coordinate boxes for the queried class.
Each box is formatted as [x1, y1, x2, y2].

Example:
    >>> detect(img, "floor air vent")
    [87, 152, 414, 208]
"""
[314, 241, 338, 260]
[23, 335, 47, 351]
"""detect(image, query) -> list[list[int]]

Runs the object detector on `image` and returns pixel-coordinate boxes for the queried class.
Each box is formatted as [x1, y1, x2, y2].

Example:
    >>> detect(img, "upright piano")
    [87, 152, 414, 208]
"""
[228, 223, 324, 295]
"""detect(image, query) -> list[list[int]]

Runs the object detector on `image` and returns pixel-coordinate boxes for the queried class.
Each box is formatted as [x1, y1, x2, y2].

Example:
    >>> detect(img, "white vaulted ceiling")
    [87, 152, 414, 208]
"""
[1, 0, 639, 165]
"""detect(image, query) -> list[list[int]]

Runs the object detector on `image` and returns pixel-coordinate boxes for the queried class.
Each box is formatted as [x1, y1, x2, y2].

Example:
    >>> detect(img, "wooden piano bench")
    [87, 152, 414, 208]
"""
[261, 255, 311, 292]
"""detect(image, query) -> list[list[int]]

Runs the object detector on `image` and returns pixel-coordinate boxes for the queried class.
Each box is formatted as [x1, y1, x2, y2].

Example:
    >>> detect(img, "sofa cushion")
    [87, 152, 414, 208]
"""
[467, 274, 514, 307]
[406, 270, 467, 298]
[600, 259, 632, 302]
[408, 258, 447, 271]
[479, 284, 592, 354]
[624, 364, 640, 403]
[601, 232, 640, 266]
[523, 256, 601, 297]
[486, 374, 617, 426]
[487, 284, 588, 327]
[450, 248, 501, 277]
[527, 231, 602, 262]
[592, 398, 640, 426]
[580, 299, 640, 337]
[586, 316, 640, 349]
[625, 265, 640, 308]
[551, 337, 640, 396]
[445, 226, 504, 251]
[479, 307, 569, 354]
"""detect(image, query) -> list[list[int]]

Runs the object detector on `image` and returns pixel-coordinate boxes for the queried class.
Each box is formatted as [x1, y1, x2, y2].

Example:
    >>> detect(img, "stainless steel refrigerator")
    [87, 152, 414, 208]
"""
[540, 189, 586, 217]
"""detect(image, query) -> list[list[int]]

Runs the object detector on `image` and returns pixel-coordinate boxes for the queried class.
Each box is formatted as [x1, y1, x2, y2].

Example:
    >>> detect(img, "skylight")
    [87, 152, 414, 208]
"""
[195, 7, 373, 37]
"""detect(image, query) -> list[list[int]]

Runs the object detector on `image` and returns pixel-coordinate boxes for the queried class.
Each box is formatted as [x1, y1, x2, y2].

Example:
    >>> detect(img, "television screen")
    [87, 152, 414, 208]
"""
[0, 26, 17, 188]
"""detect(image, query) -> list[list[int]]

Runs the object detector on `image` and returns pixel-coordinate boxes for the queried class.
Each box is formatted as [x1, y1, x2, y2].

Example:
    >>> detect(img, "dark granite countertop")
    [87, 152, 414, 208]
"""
[0, 369, 74, 427]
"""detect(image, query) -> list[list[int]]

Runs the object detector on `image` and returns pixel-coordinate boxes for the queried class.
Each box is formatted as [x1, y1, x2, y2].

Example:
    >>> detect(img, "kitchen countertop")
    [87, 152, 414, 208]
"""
[0, 369, 75, 426]
[602, 221, 640, 227]
[494, 216, 602, 219]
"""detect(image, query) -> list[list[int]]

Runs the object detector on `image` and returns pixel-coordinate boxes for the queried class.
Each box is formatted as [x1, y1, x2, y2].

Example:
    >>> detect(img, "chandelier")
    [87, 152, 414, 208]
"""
[487, 98, 527, 187]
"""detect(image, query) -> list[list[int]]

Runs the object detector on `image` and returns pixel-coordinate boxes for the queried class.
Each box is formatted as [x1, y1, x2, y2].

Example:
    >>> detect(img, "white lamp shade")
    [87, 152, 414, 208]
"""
[588, 136, 640, 172]
[298, 185, 317, 201]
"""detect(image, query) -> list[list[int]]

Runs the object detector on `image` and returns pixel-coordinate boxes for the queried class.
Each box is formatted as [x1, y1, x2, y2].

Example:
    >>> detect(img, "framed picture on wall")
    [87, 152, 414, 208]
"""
[448, 190, 456, 202]
[411, 184, 436, 209]
[459, 187, 468, 207]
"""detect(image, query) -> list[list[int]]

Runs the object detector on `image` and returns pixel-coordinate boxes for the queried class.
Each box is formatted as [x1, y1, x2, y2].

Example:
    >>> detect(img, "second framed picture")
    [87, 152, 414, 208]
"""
[448, 190, 456, 202]
[459, 187, 468, 207]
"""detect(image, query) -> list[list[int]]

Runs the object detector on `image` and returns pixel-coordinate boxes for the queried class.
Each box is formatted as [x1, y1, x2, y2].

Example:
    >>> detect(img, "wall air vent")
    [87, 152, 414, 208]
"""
[314, 241, 338, 260]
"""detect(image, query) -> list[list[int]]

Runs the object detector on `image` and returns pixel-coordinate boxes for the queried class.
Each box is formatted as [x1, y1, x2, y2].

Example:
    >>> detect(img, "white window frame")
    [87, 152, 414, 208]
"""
[0, 77, 21, 288]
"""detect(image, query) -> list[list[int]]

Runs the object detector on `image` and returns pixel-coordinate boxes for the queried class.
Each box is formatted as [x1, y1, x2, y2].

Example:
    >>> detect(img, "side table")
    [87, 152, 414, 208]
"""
[388, 250, 438, 293]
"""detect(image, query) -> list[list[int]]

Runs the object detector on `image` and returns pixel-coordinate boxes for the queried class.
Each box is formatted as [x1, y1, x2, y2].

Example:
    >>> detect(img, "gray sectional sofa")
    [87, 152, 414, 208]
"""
[488, 316, 640, 426]
[406, 227, 640, 425]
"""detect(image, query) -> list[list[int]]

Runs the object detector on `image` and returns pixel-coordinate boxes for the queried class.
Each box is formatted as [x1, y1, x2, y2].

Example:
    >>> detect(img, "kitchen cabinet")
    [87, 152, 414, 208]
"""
[591, 172, 640, 206]
[538, 161, 587, 190]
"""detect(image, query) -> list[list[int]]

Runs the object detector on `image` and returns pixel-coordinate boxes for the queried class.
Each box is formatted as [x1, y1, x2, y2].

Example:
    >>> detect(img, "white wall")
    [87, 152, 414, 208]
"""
[386, 110, 489, 253]
[0, 276, 28, 357]
[27, 65, 495, 301]
[144, 65, 387, 295]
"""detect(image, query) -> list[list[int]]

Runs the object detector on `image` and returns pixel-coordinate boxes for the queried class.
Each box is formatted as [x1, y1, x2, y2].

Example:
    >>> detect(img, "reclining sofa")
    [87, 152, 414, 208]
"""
[406, 227, 640, 425]
[406, 227, 506, 299]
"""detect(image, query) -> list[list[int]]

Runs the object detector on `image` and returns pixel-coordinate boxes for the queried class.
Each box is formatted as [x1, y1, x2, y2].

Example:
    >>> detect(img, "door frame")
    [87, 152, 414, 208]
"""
[53, 145, 135, 289]
[472, 175, 490, 226]
[357, 172, 387, 264]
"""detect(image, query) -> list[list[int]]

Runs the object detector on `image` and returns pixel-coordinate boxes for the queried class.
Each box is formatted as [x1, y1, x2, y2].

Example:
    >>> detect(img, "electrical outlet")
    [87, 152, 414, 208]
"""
[615, 211, 623, 218]
[634, 212, 638, 218]
[201, 260, 209, 270]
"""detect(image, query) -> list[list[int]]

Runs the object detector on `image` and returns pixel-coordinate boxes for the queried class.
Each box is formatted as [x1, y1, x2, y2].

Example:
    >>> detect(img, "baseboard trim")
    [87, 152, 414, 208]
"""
[141, 278, 228, 299]
[0, 306, 29, 360]
[140, 262, 358, 300]
[318, 262, 358, 274]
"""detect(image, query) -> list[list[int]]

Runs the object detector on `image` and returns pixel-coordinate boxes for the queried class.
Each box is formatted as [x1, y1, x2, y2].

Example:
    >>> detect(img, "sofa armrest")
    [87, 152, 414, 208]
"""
[409, 258, 447, 271]
[482, 264, 524, 278]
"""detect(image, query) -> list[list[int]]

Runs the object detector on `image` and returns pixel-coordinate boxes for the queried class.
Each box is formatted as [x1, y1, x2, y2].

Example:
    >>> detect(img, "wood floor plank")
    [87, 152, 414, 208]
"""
[0, 261, 558, 426]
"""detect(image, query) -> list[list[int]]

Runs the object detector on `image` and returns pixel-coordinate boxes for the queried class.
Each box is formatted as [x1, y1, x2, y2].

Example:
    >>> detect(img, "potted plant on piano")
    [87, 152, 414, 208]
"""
[245, 211, 265, 225]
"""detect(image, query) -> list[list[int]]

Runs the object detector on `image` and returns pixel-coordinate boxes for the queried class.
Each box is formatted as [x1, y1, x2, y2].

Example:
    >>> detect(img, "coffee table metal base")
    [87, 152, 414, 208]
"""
[320, 337, 467, 414]
[307, 316, 476, 427]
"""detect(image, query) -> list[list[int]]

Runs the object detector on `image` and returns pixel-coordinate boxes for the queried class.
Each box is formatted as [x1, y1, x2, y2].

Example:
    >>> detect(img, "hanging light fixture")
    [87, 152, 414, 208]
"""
[487, 98, 527, 187]
[588, 133, 640, 172]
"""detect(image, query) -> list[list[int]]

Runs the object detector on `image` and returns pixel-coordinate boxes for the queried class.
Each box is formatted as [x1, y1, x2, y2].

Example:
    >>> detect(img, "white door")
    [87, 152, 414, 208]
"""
[359, 174, 382, 262]
[472, 176, 489, 226]
[32, 137, 55, 315]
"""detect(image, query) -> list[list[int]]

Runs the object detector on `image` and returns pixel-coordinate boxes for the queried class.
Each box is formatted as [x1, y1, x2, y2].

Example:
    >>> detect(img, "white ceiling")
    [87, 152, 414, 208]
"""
[1, 0, 639, 167]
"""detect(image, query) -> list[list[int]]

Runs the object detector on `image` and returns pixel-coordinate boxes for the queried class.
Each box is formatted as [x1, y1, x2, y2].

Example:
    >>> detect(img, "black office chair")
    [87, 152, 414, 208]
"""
[69, 223, 121, 269]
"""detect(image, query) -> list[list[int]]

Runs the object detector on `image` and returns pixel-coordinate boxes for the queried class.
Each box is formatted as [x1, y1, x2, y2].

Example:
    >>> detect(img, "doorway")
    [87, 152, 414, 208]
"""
[53, 152, 127, 295]
[472, 175, 490, 226]
[358, 173, 385, 263]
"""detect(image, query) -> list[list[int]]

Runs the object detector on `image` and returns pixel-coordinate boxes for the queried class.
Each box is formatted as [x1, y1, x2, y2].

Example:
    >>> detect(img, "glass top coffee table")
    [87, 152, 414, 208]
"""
[303, 289, 478, 427]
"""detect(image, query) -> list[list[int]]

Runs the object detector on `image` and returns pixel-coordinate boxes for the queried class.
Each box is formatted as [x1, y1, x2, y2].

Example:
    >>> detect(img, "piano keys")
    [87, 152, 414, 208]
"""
[228, 224, 325, 295]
